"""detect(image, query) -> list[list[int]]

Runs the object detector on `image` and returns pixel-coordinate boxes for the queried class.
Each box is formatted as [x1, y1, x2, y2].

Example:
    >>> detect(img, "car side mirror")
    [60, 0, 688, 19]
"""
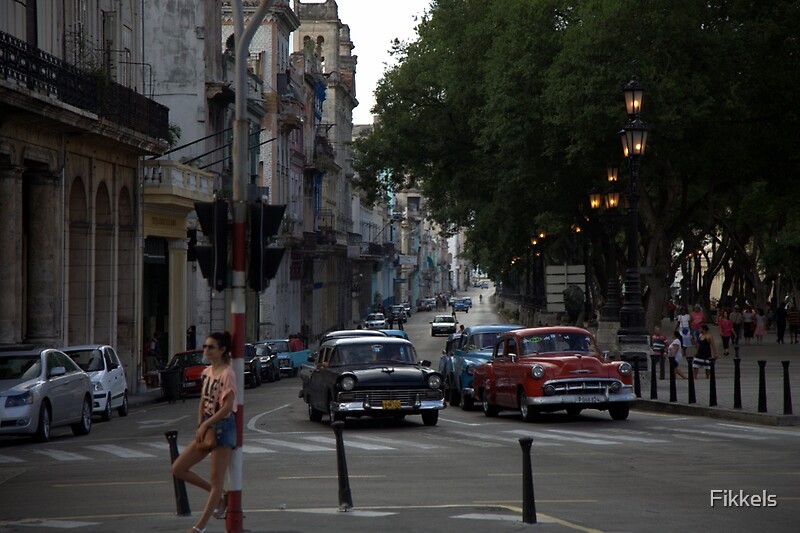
[49, 366, 67, 378]
[602, 351, 610, 361]
[510, 354, 517, 363]
[420, 360, 432, 367]
[307, 355, 314, 363]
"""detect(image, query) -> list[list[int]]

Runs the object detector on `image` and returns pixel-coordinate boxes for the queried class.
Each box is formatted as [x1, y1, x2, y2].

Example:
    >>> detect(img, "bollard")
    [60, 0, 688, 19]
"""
[164, 431, 191, 516]
[709, 358, 717, 407]
[757, 360, 767, 413]
[668, 357, 677, 403]
[519, 437, 537, 524]
[331, 421, 353, 511]
[650, 355, 658, 400]
[633, 357, 641, 398]
[782, 361, 793, 415]
[659, 351, 666, 380]
[687, 357, 696, 404]
[734, 344, 740, 359]
[733, 357, 742, 409]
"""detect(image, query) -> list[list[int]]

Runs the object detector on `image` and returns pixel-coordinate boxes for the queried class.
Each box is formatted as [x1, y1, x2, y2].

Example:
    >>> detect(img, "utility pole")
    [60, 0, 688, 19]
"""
[227, 2, 275, 532]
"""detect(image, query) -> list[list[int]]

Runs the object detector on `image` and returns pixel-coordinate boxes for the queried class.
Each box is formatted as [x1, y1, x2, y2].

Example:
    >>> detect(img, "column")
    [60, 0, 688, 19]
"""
[168, 240, 187, 358]
[0, 165, 23, 343]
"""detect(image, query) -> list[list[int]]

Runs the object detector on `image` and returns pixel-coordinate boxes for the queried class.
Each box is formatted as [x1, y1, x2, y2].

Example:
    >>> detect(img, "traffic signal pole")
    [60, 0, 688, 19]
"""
[228, 2, 275, 532]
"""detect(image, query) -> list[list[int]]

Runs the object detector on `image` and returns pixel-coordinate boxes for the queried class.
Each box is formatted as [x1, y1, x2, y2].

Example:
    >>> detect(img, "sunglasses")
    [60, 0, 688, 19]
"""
[202, 344, 220, 350]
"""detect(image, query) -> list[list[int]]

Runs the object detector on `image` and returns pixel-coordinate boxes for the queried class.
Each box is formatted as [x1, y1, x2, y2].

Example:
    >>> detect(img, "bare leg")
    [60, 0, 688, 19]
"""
[172, 440, 211, 492]
[192, 446, 232, 531]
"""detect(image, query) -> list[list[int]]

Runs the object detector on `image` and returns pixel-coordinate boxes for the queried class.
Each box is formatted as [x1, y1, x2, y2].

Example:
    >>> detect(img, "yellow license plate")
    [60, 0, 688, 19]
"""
[382, 399, 401, 410]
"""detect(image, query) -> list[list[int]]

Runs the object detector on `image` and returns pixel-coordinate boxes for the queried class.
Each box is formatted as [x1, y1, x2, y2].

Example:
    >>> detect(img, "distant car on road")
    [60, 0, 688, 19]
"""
[165, 349, 208, 395]
[452, 298, 470, 313]
[253, 343, 281, 383]
[389, 305, 408, 321]
[363, 313, 388, 330]
[0, 348, 93, 442]
[430, 314, 458, 336]
[380, 329, 410, 340]
[256, 338, 312, 377]
[417, 298, 435, 312]
[480, 281, 489, 289]
[299, 336, 445, 425]
[61, 344, 129, 421]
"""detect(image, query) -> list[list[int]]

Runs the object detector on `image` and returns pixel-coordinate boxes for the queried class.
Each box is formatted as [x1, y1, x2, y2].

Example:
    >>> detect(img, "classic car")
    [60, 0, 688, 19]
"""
[388, 304, 408, 322]
[452, 298, 470, 313]
[62, 344, 129, 421]
[299, 337, 445, 426]
[430, 314, 458, 336]
[417, 298, 435, 312]
[363, 313, 388, 330]
[165, 350, 208, 395]
[438, 324, 524, 409]
[472, 327, 635, 421]
[0, 348, 93, 442]
[243, 343, 262, 388]
[256, 338, 311, 377]
[253, 343, 281, 382]
[380, 329, 409, 340]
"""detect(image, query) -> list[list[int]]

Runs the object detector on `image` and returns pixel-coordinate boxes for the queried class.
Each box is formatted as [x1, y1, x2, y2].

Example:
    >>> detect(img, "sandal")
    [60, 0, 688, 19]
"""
[190, 527, 205, 533]
[213, 491, 228, 519]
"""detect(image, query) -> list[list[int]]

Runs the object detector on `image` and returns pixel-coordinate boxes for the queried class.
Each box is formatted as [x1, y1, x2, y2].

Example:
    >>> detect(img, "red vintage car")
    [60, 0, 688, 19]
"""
[165, 350, 209, 395]
[472, 326, 635, 421]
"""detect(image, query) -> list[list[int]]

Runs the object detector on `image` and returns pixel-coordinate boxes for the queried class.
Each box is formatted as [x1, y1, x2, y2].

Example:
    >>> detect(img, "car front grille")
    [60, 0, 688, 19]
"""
[546, 378, 621, 394]
[338, 389, 443, 407]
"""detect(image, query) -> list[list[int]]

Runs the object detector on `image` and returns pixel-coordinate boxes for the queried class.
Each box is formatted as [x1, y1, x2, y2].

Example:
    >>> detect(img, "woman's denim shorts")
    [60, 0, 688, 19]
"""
[204, 414, 237, 449]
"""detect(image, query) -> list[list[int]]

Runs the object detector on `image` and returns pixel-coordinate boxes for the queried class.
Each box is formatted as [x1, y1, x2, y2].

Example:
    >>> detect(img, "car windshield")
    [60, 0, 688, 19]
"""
[366, 314, 384, 321]
[434, 316, 454, 324]
[169, 351, 208, 368]
[268, 341, 290, 352]
[0, 355, 41, 380]
[65, 349, 104, 372]
[470, 332, 503, 350]
[332, 343, 417, 365]
[520, 333, 593, 354]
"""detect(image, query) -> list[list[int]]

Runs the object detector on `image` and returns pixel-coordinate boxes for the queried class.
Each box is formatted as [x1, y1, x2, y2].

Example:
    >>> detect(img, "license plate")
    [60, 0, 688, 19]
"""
[575, 396, 601, 403]
[382, 399, 401, 410]
[183, 382, 195, 388]
[279, 360, 290, 367]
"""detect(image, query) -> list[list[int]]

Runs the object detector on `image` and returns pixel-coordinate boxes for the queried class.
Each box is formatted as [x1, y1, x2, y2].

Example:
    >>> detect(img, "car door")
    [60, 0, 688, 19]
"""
[493, 338, 518, 407]
[104, 347, 125, 407]
[306, 346, 330, 410]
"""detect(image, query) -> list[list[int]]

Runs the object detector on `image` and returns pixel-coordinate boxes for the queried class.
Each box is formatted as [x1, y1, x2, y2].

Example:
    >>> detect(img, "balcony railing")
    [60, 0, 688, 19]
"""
[0, 30, 169, 141]
[142, 160, 216, 202]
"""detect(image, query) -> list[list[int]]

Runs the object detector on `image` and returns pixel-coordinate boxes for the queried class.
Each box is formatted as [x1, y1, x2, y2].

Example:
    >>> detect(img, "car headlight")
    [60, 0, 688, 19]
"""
[530, 364, 546, 379]
[93, 381, 104, 392]
[5, 391, 34, 407]
[340, 375, 356, 391]
[427, 374, 442, 389]
[618, 362, 632, 376]
[466, 365, 475, 375]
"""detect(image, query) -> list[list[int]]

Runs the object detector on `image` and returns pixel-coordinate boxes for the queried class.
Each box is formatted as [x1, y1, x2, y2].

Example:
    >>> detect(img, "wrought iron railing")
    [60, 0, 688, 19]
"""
[0, 30, 169, 141]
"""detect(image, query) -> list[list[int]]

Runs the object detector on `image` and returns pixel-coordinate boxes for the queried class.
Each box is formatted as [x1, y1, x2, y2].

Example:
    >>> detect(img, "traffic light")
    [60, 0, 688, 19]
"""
[248, 202, 286, 292]
[194, 199, 229, 292]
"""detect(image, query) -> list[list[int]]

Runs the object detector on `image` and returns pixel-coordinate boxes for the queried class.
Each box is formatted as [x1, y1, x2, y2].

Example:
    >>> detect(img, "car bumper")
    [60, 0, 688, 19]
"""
[0, 406, 38, 434]
[332, 398, 446, 414]
[524, 390, 637, 406]
[92, 393, 109, 413]
[432, 328, 456, 334]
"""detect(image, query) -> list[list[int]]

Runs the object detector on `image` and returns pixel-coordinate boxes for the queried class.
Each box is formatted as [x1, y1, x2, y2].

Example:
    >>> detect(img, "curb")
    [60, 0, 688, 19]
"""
[633, 398, 800, 427]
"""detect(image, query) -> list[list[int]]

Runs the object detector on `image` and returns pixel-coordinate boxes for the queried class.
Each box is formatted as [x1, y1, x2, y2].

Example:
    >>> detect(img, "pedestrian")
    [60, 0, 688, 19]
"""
[667, 299, 676, 321]
[689, 304, 706, 347]
[186, 325, 197, 350]
[729, 305, 744, 345]
[675, 306, 692, 352]
[650, 325, 668, 379]
[753, 308, 767, 345]
[788, 306, 800, 344]
[742, 305, 755, 344]
[387, 314, 395, 329]
[171, 331, 237, 533]
[775, 303, 787, 344]
[667, 330, 688, 379]
[717, 309, 735, 356]
[693, 324, 717, 379]
[459, 324, 465, 335]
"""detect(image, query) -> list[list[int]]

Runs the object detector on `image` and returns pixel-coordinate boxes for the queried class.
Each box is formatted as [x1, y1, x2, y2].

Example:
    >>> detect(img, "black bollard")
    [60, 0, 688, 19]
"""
[782, 361, 792, 415]
[633, 357, 641, 398]
[709, 358, 717, 407]
[734, 344, 740, 359]
[519, 437, 537, 524]
[757, 360, 768, 413]
[687, 357, 696, 404]
[164, 431, 191, 516]
[331, 421, 353, 511]
[659, 351, 666, 380]
[650, 355, 658, 400]
[668, 357, 677, 403]
[733, 357, 742, 409]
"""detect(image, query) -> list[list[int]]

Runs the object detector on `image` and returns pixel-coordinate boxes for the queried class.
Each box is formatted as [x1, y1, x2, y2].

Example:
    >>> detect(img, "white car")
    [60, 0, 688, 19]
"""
[364, 313, 388, 330]
[430, 314, 458, 336]
[62, 345, 129, 421]
[0, 348, 93, 442]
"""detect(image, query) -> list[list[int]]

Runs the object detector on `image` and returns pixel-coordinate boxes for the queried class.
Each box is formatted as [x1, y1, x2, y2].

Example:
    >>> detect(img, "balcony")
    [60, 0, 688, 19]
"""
[0, 30, 169, 142]
[142, 160, 216, 211]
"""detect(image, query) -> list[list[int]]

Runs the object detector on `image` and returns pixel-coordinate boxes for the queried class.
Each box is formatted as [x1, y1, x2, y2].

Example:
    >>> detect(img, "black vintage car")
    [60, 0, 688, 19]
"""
[299, 337, 445, 426]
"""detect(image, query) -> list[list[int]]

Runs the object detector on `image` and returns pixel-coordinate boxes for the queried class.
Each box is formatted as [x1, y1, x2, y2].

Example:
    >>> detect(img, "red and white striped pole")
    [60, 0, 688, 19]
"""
[228, 2, 275, 531]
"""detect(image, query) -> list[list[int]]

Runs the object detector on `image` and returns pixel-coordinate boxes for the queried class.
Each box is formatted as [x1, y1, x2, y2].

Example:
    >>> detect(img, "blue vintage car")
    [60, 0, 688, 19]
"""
[439, 323, 523, 409]
[257, 338, 311, 377]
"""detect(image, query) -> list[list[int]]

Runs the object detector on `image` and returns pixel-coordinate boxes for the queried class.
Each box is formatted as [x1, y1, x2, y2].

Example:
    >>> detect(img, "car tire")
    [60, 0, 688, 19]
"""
[71, 396, 92, 436]
[608, 403, 630, 421]
[421, 410, 439, 426]
[460, 389, 474, 411]
[481, 390, 499, 417]
[101, 394, 112, 421]
[308, 399, 324, 422]
[117, 391, 129, 417]
[431, 330, 435, 337]
[33, 404, 51, 443]
[519, 391, 537, 423]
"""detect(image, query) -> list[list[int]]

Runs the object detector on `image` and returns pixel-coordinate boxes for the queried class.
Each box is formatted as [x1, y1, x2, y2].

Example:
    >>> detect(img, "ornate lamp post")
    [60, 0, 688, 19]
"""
[618, 76, 649, 335]
[590, 167, 621, 321]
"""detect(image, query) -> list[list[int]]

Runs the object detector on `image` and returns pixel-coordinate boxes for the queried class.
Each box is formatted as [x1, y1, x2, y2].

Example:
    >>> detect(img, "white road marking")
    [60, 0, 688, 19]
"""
[84, 444, 156, 458]
[240, 444, 276, 454]
[716, 423, 800, 437]
[31, 449, 90, 461]
[138, 415, 190, 428]
[546, 429, 668, 444]
[254, 438, 334, 452]
[141, 442, 171, 451]
[303, 435, 395, 450]
[353, 434, 443, 449]
[246, 403, 291, 433]
[439, 417, 483, 426]
[2, 519, 99, 528]
[0, 454, 25, 463]
[506, 430, 617, 445]
[652, 426, 769, 440]
[449, 430, 560, 447]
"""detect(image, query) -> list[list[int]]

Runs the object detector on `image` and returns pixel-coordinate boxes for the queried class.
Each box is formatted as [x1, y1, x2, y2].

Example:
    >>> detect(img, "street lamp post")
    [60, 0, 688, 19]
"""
[618, 76, 649, 336]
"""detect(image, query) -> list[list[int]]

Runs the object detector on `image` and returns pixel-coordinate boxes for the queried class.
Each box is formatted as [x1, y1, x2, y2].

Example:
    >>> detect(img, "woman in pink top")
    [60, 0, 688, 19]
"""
[172, 331, 238, 533]
[689, 304, 706, 346]
[753, 308, 767, 344]
[717, 310, 735, 356]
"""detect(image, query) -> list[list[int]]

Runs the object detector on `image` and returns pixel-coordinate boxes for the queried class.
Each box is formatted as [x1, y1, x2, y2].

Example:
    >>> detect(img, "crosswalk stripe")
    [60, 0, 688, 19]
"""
[545, 429, 668, 444]
[303, 435, 395, 450]
[32, 449, 90, 461]
[240, 445, 276, 454]
[255, 438, 334, 452]
[505, 430, 617, 445]
[449, 430, 559, 447]
[652, 426, 768, 440]
[141, 442, 171, 451]
[84, 445, 156, 458]
[353, 435, 444, 449]
[715, 423, 800, 437]
[0, 454, 25, 463]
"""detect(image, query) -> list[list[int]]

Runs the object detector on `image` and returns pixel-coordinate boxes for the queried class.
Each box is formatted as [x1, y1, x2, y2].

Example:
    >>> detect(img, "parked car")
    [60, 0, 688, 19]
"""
[438, 324, 524, 409]
[299, 337, 445, 425]
[0, 348, 93, 442]
[417, 298, 436, 312]
[452, 298, 469, 312]
[363, 313, 388, 330]
[380, 329, 409, 340]
[253, 343, 281, 382]
[472, 326, 635, 421]
[243, 344, 262, 388]
[165, 350, 209, 395]
[61, 344, 129, 421]
[430, 314, 458, 336]
[388, 305, 408, 321]
[318, 329, 389, 346]
[256, 339, 311, 377]
[401, 301, 412, 316]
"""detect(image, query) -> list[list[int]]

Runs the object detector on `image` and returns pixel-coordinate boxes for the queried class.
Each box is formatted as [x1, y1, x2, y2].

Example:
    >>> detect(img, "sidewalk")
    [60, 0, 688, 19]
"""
[631, 320, 800, 426]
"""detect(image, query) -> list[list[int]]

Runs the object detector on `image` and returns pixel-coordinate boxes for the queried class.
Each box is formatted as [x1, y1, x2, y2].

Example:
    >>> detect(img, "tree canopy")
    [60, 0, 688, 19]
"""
[352, 0, 800, 324]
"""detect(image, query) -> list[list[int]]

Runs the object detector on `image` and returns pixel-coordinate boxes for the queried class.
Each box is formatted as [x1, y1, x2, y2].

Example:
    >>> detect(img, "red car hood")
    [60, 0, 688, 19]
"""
[183, 365, 207, 380]
[521, 354, 618, 377]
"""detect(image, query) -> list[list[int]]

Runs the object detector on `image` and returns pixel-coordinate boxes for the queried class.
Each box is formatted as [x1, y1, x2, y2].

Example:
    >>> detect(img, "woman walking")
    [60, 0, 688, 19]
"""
[753, 308, 767, 345]
[717, 310, 735, 356]
[667, 330, 688, 379]
[693, 325, 718, 380]
[172, 332, 238, 533]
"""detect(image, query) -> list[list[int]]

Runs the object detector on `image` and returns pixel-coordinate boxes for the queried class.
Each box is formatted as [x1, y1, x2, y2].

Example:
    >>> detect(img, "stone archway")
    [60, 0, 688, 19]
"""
[94, 182, 113, 344]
